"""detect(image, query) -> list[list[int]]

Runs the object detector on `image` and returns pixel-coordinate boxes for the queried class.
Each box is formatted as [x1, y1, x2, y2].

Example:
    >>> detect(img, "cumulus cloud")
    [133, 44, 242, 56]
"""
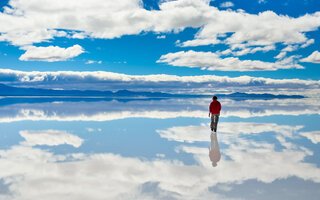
[19, 129, 83, 147]
[282, 45, 299, 52]
[0, 0, 151, 46]
[0, 29, 68, 46]
[274, 45, 299, 59]
[0, 69, 319, 95]
[69, 31, 89, 39]
[300, 131, 320, 144]
[0, 0, 318, 56]
[0, 0, 318, 68]
[180, 9, 320, 52]
[275, 51, 287, 60]
[157, 50, 304, 71]
[19, 45, 84, 62]
[301, 39, 314, 48]
[220, 2, 234, 8]
[300, 51, 320, 63]
[221, 45, 276, 56]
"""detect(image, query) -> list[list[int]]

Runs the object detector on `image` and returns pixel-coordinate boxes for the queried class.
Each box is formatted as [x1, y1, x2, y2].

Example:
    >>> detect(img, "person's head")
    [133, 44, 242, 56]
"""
[212, 96, 218, 101]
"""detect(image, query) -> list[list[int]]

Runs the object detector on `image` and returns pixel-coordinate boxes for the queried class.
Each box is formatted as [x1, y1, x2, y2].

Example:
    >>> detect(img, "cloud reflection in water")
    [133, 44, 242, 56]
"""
[0, 97, 319, 199]
[0, 98, 319, 122]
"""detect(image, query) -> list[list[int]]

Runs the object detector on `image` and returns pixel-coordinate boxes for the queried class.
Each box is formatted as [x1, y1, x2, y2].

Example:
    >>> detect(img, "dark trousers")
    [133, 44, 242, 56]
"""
[210, 114, 220, 132]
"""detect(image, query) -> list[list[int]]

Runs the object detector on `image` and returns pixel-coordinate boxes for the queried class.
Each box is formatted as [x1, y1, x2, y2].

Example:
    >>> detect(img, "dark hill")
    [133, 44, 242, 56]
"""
[0, 83, 304, 99]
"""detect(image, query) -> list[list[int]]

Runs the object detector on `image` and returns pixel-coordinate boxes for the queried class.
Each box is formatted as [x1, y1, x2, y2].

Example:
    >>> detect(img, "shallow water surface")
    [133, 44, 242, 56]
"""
[0, 97, 319, 200]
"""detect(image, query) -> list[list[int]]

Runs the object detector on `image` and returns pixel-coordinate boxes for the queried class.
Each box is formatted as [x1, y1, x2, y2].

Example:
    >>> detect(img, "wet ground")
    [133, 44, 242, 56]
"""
[0, 97, 319, 200]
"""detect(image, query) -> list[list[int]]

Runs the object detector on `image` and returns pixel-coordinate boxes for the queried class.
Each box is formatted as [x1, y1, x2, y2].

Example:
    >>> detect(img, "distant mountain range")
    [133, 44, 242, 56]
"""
[0, 83, 304, 99]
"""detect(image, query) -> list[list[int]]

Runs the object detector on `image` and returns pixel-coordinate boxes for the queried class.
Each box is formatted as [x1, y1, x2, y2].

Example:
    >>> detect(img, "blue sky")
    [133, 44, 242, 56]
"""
[0, 0, 319, 94]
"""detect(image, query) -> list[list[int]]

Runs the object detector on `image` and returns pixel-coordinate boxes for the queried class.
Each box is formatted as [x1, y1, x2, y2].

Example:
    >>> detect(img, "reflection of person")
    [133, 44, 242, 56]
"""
[209, 132, 221, 167]
[208, 96, 221, 133]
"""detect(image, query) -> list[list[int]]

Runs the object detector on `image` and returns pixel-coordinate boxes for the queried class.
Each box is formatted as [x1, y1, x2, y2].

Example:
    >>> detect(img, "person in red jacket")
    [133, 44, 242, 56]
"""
[209, 96, 221, 133]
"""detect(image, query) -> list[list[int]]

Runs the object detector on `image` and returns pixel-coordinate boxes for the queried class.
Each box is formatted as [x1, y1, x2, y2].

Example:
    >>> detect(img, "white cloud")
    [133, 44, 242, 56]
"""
[222, 45, 276, 56]
[19, 45, 84, 62]
[275, 45, 299, 59]
[0, 69, 319, 96]
[86, 60, 102, 64]
[156, 35, 166, 39]
[300, 51, 320, 63]
[19, 129, 83, 147]
[0, 0, 152, 45]
[0, 29, 68, 46]
[282, 45, 299, 52]
[220, 2, 234, 8]
[301, 39, 314, 48]
[258, 0, 267, 4]
[300, 131, 320, 144]
[157, 50, 304, 71]
[0, 0, 318, 56]
[0, 0, 318, 68]
[69, 31, 88, 39]
[179, 37, 221, 47]
[179, 7, 320, 55]
[275, 51, 287, 59]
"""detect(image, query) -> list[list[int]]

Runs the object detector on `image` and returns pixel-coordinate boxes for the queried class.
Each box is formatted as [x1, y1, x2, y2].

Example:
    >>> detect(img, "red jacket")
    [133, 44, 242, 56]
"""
[209, 100, 221, 114]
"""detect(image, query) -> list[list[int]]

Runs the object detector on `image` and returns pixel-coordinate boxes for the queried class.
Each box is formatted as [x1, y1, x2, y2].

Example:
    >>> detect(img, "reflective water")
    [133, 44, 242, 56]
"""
[0, 97, 319, 200]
